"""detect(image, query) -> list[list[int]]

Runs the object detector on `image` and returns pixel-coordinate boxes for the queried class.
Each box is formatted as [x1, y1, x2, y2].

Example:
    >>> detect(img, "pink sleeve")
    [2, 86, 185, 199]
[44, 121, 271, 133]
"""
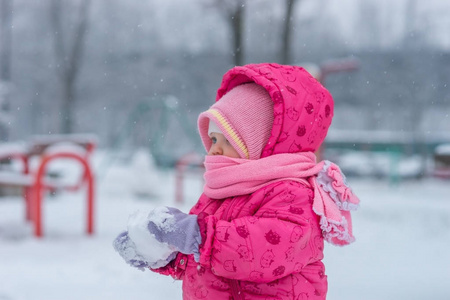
[198, 182, 324, 283]
[149, 252, 189, 280]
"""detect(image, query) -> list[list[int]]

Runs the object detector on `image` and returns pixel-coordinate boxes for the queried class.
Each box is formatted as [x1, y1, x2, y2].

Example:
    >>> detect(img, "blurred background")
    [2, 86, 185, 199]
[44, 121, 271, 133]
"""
[0, 1, 450, 300]
[1, 0, 449, 175]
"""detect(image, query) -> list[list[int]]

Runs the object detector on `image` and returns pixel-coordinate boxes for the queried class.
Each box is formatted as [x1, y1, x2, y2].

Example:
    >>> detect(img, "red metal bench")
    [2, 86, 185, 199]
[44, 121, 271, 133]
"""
[0, 134, 97, 237]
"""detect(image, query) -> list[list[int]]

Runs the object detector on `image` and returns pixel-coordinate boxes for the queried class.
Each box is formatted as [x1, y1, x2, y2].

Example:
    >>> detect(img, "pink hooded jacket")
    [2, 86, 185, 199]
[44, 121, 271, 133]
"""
[154, 64, 335, 299]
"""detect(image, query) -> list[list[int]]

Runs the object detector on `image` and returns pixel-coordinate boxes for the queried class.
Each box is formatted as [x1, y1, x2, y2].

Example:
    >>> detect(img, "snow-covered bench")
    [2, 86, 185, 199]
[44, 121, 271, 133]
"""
[0, 134, 97, 237]
[433, 144, 450, 179]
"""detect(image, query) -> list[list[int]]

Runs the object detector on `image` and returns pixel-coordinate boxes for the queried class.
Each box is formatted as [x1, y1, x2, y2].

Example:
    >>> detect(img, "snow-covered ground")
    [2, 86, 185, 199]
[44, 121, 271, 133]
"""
[0, 150, 449, 300]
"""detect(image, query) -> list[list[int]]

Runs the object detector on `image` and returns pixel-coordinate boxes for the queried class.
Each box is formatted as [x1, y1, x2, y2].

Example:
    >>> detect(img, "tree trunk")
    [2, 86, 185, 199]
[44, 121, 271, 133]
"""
[0, 0, 12, 141]
[0, 0, 12, 81]
[61, 78, 75, 134]
[50, 0, 91, 134]
[230, 3, 244, 66]
[403, 0, 418, 48]
[281, 0, 298, 65]
[206, 0, 246, 66]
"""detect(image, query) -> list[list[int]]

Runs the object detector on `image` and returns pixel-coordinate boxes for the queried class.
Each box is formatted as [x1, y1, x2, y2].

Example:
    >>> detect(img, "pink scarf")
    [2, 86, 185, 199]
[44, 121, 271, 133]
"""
[203, 152, 360, 246]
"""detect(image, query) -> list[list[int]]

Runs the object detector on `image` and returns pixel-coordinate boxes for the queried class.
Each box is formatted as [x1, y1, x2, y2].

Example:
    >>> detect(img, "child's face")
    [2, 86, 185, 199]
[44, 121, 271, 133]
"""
[208, 132, 241, 158]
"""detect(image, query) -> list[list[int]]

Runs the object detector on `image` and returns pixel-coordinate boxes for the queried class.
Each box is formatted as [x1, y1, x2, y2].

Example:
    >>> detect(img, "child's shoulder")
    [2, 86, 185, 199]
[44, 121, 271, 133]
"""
[252, 179, 313, 202]
[259, 179, 311, 193]
[250, 180, 315, 218]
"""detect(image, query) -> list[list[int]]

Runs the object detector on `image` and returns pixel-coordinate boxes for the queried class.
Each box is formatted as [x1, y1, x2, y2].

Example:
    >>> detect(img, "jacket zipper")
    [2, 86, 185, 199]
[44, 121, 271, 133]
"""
[224, 198, 244, 300]
[229, 279, 244, 300]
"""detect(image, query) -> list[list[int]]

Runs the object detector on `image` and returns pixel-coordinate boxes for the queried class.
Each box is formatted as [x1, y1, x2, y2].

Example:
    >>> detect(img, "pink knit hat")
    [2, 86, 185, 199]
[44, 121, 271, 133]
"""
[198, 83, 274, 160]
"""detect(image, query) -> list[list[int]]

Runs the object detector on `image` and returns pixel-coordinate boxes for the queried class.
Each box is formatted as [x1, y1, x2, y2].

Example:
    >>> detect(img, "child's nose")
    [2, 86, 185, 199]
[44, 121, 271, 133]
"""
[208, 144, 223, 156]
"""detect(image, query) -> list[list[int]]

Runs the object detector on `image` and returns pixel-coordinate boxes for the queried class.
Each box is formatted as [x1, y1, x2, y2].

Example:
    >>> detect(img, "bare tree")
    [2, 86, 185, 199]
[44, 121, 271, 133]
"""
[0, 0, 12, 140]
[50, 0, 91, 134]
[205, 0, 246, 66]
[0, 0, 12, 82]
[280, 0, 299, 64]
[402, 0, 419, 49]
[357, 0, 381, 50]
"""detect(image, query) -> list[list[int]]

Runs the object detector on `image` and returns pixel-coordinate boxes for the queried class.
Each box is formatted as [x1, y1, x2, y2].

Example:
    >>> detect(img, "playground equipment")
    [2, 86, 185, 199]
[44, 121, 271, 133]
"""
[300, 57, 360, 162]
[433, 144, 450, 178]
[97, 95, 204, 203]
[300, 57, 360, 84]
[301, 58, 450, 182]
[323, 129, 450, 182]
[0, 134, 97, 237]
[102, 96, 201, 174]
[175, 152, 204, 204]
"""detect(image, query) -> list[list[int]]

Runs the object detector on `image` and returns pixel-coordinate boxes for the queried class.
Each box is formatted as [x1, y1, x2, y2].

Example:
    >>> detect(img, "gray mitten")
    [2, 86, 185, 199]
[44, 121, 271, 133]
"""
[113, 230, 177, 270]
[147, 207, 201, 261]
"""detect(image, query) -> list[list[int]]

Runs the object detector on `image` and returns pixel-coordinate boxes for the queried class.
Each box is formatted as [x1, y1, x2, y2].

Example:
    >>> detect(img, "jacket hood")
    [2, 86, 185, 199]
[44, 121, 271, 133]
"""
[216, 63, 334, 157]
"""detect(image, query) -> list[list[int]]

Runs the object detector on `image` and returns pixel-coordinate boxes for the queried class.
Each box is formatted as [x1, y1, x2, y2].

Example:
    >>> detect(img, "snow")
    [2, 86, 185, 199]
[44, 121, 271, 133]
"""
[0, 143, 28, 158]
[29, 134, 98, 146]
[43, 142, 90, 157]
[146, 207, 176, 234]
[0, 171, 33, 186]
[125, 208, 176, 269]
[128, 149, 162, 198]
[335, 151, 426, 179]
[327, 129, 450, 144]
[435, 143, 450, 155]
[1, 150, 449, 300]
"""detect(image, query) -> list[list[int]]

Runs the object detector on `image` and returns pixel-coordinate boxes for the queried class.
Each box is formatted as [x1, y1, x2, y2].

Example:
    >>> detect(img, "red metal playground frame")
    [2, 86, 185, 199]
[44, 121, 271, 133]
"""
[0, 135, 96, 237]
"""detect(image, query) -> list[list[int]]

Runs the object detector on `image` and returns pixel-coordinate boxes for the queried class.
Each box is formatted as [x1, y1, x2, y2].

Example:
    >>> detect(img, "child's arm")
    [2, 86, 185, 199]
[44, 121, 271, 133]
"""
[149, 252, 189, 280]
[112, 207, 201, 279]
[197, 181, 323, 283]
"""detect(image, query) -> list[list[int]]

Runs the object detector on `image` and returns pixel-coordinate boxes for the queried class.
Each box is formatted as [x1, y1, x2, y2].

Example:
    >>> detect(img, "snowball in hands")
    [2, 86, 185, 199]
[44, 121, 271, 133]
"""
[128, 208, 177, 267]
[116, 207, 178, 269]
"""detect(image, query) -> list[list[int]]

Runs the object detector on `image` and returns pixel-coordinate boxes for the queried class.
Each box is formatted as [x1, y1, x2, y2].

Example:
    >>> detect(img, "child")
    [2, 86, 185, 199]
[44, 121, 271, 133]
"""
[113, 63, 360, 299]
